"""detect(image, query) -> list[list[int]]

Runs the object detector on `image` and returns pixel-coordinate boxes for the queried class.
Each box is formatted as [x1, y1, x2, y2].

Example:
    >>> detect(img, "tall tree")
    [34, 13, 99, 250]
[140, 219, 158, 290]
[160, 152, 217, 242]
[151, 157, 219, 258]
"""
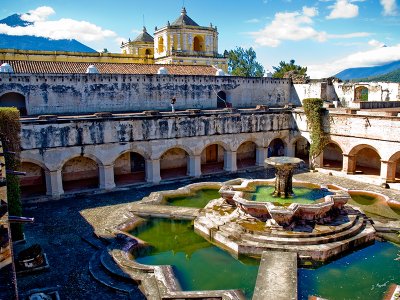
[227, 47, 265, 77]
[272, 59, 308, 82]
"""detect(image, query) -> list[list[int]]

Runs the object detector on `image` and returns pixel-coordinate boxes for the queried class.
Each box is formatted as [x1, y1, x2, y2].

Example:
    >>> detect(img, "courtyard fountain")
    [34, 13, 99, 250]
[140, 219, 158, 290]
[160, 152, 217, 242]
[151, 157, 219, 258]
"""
[91, 158, 400, 299]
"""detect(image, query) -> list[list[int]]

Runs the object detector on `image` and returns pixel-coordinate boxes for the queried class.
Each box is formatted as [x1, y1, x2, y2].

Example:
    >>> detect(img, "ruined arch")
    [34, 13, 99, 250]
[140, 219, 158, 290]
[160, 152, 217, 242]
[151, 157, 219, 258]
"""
[114, 151, 146, 186]
[322, 142, 343, 170]
[19, 161, 47, 197]
[61, 156, 99, 193]
[201, 143, 226, 174]
[349, 144, 381, 175]
[294, 137, 310, 163]
[355, 86, 368, 102]
[217, 91, 227, 108]
[268, 138, 286, 157]
[160, 147, 189, 180]
[0, 92, 27, 116]
[193, 35, 204, 52]
[237, 141, 256, 169]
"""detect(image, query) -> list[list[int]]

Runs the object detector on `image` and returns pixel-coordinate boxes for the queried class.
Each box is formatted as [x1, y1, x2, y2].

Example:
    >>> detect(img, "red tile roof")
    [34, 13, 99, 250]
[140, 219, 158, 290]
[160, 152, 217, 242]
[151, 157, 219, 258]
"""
[0, 60, 217, 76]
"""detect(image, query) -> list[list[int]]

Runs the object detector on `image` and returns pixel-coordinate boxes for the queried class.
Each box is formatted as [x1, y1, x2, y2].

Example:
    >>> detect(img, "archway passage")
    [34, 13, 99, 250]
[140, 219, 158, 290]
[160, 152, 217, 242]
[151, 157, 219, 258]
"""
[19, 162, 46, 197]
[323, 143, 343, 170]
[0, 92, 27, 116]
[201, 144, 225, 174]
[193, 36, 204, 52]
[217, 91, 227, 108]
[355, 86, 368, 102]
[268, 138, 285, 157]
[160, 148, 188, 180]
[294, 138, 310, 165]
[354, 146, 381, 175]
[114, 152, 146, 186]
[62, 156, 99, 193]
[237, 141, 256, 169]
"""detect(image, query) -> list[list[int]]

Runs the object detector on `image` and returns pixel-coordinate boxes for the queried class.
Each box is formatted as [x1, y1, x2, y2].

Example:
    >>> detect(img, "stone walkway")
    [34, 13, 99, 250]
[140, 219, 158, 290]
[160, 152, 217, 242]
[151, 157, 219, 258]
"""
[13, 169, 400, 299]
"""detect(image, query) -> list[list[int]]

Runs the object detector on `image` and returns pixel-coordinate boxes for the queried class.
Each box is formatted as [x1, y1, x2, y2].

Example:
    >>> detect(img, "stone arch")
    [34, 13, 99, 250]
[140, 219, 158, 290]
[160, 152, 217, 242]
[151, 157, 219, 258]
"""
[268, 138, 286, 157]
[388, 151, 400, 182]
[201, 143, 226, 174]
[355, 86, 368, 102]
[158, 36, 164, 53]
[322, 141, 343, 170]
[61, 156, 100, 193]
[160, 147, 189, 180]
[193, 35, 204, 52]
[294, 136, 310, 162]
[0, 92, 27, 116]
[114, 151, 146, 186]
[217, 91, 227, 108]
[237, 141, 256, 169]
[19, 161, 47, 197]
[349, 144, 381, 175]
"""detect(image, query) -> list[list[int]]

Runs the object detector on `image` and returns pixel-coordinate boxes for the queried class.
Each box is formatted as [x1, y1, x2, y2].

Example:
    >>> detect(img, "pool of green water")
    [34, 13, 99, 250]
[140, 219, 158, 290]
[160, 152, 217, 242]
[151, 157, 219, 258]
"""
[131, 218, 259, 299]
[298, 241, 400, 299]
[249, 185, 333, 206]
[348, 193, 400, 220]
[131, 218, 400, 299]
[165, 188, 220, 208]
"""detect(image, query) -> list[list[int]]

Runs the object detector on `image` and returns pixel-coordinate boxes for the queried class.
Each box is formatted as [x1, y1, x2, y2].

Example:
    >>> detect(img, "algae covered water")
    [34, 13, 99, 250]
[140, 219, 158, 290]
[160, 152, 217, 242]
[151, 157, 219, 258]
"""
[298, 241, 400, 299]
[165, 188, 220, 208]
[250, 185, 333, 206]
[131, 218, 259, 298]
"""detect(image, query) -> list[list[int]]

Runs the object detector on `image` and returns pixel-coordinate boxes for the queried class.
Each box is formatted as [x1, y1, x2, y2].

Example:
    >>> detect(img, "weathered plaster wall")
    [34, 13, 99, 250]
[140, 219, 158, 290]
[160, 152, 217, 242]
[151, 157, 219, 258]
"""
[0, 74, 292, 115]
[62, 156, 98, 181]
[237, 141, 256, 160]
[160, 148, 187, 169]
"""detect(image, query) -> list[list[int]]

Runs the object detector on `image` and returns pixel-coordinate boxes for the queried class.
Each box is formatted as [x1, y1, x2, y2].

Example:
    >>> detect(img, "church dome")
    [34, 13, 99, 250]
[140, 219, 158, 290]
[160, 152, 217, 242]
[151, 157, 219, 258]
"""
[157, 67, 168, 75]
[132, 26, 154, 43]
[86, 65, 99, 74]
[0, 63, 14, 73]
[171, 7, 199, 27]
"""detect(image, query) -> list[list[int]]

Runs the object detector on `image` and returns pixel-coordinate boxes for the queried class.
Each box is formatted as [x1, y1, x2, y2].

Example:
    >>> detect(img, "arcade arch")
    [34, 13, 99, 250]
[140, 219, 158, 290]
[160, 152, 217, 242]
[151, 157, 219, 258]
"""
[61, 156, 99, 193]
[237, 141, 256, 169]
[114, 152, 146, 186]
[160, 147, 189, 180]
[268, 138, 285, 157]
[323, 142, 343, 170]
[201, 143, 225, 174]
[19, 162, 46, 197]
[349, 145, 381, 175]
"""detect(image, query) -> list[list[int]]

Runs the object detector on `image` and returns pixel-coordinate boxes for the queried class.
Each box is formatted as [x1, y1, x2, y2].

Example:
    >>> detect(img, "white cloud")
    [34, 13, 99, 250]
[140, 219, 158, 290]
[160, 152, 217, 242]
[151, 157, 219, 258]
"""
[0, 6, 117, 44]
[245, 18, 261, 23]
[368, 39, 386, 47]
[380, 0, 398, 15]
[21, 6, 55, 22]
[326, 0, 359, 19]
[307, 44, 400, 78]
[251, 6, 369, 47]
[252, 7, 326, 47]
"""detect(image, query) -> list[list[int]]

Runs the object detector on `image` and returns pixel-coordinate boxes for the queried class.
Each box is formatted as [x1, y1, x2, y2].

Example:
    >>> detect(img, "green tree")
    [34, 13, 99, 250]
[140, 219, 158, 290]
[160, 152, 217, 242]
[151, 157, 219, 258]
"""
[227, 47, 265, 77]
[272, 59, 308, 82]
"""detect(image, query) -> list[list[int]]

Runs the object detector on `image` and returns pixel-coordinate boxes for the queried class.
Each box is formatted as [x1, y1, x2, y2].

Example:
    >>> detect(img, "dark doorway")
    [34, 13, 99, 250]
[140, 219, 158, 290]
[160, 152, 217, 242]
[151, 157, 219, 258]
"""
[130, 152, 145, 172]
[0, 92, 27, 116]
[217, 91, 227, 108]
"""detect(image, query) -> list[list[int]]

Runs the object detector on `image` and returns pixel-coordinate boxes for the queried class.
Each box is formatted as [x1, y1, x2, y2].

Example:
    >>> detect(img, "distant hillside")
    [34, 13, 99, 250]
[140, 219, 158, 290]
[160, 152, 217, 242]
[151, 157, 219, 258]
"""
[335, 60, 400, 80]
[353, 68, 400, 83]
[0, 14, 97, 53]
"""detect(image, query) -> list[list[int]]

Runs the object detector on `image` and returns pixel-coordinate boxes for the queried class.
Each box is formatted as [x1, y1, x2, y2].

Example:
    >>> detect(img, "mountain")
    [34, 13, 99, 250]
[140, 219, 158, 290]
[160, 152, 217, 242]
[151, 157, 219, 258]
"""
[354, 68, 400, 83]
[0, 14, 97, 53]
[335, 60, 400, 80]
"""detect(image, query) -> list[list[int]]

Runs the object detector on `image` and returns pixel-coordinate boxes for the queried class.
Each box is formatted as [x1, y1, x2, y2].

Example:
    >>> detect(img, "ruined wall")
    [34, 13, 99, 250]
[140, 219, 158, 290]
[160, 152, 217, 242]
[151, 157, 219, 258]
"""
[292, 81, 339, 104]
[20, 110, 295, 151]
[333, 82, 400, 107]
[0, 74, 292, 115]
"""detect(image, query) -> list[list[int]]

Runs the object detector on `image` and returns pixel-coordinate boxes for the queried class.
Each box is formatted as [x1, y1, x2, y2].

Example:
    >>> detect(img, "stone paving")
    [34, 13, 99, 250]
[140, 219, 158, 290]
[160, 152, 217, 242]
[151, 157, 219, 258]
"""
[14, 169, 400, 299]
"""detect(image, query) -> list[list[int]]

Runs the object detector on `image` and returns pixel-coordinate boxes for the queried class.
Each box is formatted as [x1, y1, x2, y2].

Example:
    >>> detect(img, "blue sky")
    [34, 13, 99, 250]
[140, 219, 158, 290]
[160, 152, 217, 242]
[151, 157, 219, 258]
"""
[1, 0, 399, 77]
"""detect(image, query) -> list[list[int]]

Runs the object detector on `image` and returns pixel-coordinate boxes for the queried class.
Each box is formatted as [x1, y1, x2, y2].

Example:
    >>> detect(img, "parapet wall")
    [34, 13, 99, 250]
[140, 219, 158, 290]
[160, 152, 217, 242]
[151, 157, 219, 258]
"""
[0, 73, 292, 115]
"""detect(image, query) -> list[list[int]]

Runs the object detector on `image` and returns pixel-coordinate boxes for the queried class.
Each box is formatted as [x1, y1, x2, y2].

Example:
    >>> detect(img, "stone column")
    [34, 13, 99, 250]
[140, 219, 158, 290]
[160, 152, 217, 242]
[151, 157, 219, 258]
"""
[146, 159, 161, 184]
[99, 164, 116, 190]
[188, 155, 201, 177]
[256, 147, 268, 166]
[342, 154, 356, 174]
[45, 169, 64, 199]
[380, 160, 396, 183]
[286, 143, 295, 157]
[314, 153, 324, 168]
[224, 151, 237, 172]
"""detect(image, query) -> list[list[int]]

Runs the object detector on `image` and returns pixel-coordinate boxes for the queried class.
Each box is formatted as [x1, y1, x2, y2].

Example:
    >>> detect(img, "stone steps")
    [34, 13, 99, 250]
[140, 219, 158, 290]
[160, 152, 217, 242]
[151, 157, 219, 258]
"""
[89, 250, 145, 299]
[238, 216, 366, 246]
[100, 249, 132, 280]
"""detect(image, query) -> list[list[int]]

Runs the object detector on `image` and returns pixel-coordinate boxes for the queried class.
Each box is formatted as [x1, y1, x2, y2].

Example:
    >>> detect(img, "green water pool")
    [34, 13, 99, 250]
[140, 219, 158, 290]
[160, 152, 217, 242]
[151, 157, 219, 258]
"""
[249, 185, 333, 206]
[131, 218, 400, 299]
[165, 188, 220, 208]
[131, 218, 259, 298]
[349, 193, 400, 220]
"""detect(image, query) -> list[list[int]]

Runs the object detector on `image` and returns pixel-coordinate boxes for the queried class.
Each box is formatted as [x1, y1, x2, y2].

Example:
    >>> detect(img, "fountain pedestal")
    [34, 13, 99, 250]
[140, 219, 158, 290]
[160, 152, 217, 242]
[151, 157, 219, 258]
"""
[264, 156, 304, 198]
